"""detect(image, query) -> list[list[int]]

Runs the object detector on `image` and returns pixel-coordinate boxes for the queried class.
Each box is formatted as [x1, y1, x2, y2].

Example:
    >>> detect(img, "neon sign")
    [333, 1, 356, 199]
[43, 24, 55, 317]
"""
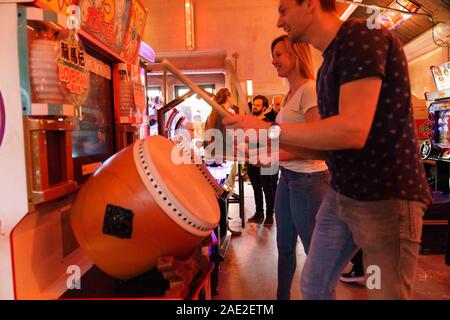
[56, 31, 90, 106]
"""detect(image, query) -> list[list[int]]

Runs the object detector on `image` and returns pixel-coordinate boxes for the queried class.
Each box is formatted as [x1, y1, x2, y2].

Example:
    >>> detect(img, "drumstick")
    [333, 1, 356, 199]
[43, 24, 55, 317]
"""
[161, 59, 230, 119]
[224, 57, 250, 115]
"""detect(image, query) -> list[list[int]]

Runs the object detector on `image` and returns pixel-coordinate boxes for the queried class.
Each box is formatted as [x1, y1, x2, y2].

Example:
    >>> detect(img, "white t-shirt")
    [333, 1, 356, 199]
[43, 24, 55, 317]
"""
[276, 80, 328, 173]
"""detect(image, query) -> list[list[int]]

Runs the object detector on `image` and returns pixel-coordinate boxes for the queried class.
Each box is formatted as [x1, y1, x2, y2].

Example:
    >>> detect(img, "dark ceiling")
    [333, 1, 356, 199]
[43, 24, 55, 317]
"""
[349, 0, 450, 44]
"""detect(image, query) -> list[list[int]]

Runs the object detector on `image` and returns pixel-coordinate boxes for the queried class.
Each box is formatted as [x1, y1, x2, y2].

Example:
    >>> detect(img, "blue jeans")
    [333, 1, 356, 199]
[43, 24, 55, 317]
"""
[275, 168, 329, 300]
[300, 187, 426, 300]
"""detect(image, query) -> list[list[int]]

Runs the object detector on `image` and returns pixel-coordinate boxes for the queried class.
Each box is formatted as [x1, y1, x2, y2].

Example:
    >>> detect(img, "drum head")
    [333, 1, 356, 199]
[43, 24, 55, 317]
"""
[135, 136, 219, 234]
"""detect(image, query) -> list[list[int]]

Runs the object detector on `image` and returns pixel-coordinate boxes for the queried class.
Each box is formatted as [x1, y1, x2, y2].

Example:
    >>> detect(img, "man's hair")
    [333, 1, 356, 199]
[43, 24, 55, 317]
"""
[296, 0, 336, 12]
[252, 95, 269, 108]
[272, 95, 284, 104]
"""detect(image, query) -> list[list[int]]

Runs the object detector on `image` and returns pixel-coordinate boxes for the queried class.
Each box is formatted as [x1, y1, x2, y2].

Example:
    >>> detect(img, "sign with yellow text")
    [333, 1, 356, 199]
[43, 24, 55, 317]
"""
[56, 31, 89, 106]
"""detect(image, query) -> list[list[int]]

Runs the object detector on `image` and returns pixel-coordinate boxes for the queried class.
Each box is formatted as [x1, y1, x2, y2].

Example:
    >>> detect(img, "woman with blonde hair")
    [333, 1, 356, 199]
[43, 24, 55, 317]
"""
[271, 35, 329, 299]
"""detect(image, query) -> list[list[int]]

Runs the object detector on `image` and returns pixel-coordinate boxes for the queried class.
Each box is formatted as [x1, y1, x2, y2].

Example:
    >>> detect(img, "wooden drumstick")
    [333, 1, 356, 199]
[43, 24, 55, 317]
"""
[224, 57, 250, 115]
[161, 59, 231, 119]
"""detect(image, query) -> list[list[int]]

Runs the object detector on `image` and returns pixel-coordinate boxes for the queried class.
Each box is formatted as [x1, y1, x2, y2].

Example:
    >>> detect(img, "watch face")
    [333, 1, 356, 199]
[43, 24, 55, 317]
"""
[269, 125, 281, 139]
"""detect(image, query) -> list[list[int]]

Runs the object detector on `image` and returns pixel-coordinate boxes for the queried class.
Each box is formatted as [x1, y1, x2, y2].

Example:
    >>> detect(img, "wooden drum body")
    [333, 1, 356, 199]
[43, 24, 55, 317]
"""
[71, 135, 220, 280]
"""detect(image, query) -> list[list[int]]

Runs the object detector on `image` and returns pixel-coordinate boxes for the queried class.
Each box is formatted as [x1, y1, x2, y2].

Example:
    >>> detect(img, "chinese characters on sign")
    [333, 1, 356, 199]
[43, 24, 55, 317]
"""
[58, 40, 89, 98]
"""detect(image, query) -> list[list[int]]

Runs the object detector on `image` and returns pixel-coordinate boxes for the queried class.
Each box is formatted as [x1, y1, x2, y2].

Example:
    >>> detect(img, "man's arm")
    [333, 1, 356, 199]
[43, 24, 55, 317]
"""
[280, 77, 382, 150]
[223, 77, 382, 151]
[223, 77, 381, 151]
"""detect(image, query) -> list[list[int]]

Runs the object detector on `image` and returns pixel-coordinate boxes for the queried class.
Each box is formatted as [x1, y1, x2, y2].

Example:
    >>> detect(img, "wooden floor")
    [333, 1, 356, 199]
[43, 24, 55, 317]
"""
[214, 181, 450, 300]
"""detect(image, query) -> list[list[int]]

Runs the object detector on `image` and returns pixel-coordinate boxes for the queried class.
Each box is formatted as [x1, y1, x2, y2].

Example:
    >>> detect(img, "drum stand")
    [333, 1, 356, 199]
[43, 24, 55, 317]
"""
[227, 163, 246, 228]
[157, 250, 205, 299]
[60, 245, 215, 300]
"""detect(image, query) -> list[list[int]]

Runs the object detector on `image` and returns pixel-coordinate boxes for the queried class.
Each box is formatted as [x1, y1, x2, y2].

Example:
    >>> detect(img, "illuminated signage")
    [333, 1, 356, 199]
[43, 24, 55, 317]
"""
[57, 32, 89, 106]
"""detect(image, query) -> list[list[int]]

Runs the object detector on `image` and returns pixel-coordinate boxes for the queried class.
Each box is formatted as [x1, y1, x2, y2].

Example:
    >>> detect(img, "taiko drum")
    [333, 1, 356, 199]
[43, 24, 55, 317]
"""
[71, 135, 220, 279]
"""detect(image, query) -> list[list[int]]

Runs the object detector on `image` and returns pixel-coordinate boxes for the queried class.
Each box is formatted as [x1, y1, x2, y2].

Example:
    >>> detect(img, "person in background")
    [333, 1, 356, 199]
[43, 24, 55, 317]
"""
[251, 95, 270, 119]
[266, 94, 285, 192]
[265, 95, 284, 122]
[273, 95, 284, 114]
[247, 95, 277, 225]
[204, 88, 241, 237]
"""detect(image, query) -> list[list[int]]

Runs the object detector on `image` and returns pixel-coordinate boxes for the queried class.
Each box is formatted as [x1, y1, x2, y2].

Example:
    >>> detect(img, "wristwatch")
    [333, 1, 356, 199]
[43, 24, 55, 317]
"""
[268, 123, 281, 140]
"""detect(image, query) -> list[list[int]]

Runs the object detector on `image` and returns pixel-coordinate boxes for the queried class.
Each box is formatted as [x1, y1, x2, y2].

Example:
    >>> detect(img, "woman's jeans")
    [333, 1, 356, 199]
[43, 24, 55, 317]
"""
[300, 187, 426, 300]
[275, 168, 329, 300]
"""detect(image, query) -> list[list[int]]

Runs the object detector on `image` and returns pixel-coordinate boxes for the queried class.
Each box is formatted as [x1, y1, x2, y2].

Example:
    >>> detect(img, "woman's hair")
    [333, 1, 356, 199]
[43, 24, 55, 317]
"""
[271, 35, 315, 80]
[205, 88, 232, 131]
[214, 88, 232, 105]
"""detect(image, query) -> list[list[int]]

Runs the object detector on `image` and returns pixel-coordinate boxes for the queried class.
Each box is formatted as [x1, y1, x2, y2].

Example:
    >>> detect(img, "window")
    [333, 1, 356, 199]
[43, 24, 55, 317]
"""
[147, 86, 162, 99]
[174, 84, 215, 99]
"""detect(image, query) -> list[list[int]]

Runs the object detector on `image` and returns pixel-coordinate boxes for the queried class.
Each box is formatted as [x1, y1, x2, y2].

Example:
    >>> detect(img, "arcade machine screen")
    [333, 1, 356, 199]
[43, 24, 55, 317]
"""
[435, 108, 450, 144]
[72, 51, 115, 185]
[431, 63, 450, 92]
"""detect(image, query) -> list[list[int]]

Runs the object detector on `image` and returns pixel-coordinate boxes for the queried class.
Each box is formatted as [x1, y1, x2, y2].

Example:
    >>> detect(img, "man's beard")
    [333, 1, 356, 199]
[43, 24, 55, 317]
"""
[253, 109, 263, 116]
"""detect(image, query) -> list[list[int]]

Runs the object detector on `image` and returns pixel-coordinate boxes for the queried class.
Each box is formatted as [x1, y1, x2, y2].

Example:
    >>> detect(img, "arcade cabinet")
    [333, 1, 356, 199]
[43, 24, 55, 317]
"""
[420, 61, 450, 264]
[0, 1, 211, 300]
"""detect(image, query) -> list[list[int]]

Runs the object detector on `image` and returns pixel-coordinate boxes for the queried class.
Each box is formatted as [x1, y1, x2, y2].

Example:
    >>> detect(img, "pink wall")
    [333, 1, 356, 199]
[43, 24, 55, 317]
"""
[142, 0, 323, 97]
